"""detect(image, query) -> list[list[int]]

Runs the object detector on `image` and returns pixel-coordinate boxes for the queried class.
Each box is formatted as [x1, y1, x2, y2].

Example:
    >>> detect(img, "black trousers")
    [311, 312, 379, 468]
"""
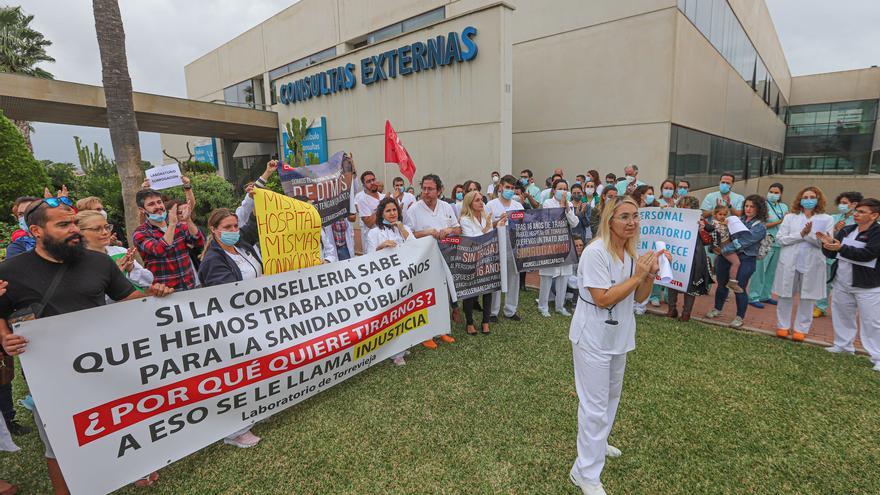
[0, 382, 14, 423]
[463, 293, 492, 326]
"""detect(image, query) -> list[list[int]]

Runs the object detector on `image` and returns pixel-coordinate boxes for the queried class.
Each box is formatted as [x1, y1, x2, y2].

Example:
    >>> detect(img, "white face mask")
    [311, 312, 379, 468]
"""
[492, 175, 499, 183]
[625, 175, 635, 183]
[584, 188, 595, 196]
[99, 210, 108, 219]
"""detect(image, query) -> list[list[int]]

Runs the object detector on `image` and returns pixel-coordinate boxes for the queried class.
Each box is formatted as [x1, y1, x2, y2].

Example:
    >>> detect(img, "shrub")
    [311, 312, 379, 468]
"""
[0, 110, 49, 223]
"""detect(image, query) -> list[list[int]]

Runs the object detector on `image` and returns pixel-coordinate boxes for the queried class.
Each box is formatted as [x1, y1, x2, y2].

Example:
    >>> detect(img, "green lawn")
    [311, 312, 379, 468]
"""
[5, 292, 880, 494]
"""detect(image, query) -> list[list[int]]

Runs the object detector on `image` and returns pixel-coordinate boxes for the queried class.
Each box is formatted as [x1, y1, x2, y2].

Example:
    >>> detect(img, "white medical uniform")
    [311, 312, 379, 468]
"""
[773, 212, 833, 333]
[569, 239, 638, 484]
[538, 197, 579, 313]
[830, 228, 880, 363]
[485, 197, 524, 317]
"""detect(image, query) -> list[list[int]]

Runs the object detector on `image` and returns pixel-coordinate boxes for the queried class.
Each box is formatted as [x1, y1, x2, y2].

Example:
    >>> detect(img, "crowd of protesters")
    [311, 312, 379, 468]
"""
[1, 156, 879, 495]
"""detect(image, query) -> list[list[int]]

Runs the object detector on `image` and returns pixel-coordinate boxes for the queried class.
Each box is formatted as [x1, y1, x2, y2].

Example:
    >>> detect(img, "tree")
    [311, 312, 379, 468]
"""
[74, 136, 125, 232]
[284, 117, 318, 167]
[0, 5, 55, 151]
[92, 0, 143, 242]
[0, 109, 49, 223]
[42, 160, 78, 192]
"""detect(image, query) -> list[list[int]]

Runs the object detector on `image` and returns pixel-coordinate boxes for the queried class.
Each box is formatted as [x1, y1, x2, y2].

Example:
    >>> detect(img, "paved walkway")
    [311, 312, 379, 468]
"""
[524, 273, 866, 353]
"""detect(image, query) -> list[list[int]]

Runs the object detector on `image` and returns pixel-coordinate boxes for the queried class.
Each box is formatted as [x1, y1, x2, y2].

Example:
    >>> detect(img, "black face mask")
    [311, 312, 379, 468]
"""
[43, 233, 85, 263]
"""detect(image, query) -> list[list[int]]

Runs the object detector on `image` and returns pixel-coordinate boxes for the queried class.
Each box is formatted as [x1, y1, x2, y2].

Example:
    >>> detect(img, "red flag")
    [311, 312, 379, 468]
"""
[384, 120, 416, 184]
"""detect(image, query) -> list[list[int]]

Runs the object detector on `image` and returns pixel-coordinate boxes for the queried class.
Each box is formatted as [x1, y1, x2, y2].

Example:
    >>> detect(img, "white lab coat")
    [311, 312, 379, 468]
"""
[772, 212, 833, 300]
[539, 197, 580, 277]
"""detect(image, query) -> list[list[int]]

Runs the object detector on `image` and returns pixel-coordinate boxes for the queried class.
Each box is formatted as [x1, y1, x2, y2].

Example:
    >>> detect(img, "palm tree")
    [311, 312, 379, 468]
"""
[92, 0, 143, 241]
[0, 6, 55, 151]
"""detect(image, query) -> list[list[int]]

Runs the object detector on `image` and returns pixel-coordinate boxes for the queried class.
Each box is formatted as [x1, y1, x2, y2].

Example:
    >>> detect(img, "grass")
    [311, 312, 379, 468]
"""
[5, 291, 880, 494]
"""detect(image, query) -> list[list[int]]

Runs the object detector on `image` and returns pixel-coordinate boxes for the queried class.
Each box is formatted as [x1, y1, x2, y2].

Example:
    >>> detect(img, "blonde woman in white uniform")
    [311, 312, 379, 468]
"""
[538, 179, 579, 317]
[772, 186, 833, 342]
[568, 197, 663, 495]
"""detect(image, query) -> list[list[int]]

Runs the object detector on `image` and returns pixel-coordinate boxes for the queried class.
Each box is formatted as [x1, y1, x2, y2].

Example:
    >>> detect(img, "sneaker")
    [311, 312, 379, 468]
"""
[791, 331, 806, 342]
[825, 345, 853, 355]
[224, 431, 261, 448]
[748, 301, 765, 309]
[634, 306, 646, 315]
[766, 298, 778, 305]
[776, 328, 790, 338]
[539, 309, 552, 318]
[392, 356, 406, 366]
[422, 339, 438, 350]
[558, 308, 572, 316]
[729, 316, 744, 328]
[506, 313, 522, 321]
[5, 420, 32, 436]
[489, 315, 499, 323]
[705, 308, 721, 319]
[569, 467, 606, 495]
[726, 279, 744, 294]
[606, 444, 622, 458]
[439, 334, 456, 344]
[649, 299, 661, 307]
[873, 363, 880, 372]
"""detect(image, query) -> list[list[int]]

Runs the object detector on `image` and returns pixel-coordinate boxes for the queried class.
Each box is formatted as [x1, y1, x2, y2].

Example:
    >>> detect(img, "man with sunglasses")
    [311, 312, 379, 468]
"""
[0, 198, 174, 494]
[132, 188, 205, 290]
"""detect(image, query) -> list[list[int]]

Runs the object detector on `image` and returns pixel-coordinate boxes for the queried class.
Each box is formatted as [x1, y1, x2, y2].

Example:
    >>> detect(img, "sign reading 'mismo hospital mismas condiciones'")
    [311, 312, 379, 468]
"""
[278, 26, 478, 105]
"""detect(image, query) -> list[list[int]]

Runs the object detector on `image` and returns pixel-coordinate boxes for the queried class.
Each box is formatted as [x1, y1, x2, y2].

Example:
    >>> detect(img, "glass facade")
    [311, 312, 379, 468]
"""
[668, 125, 783, 190]
[350, 7, 445, 48]
[223, 78, 264, 109]
[268, 47, 338, 104]
[677, 0, 787, 122]
[783, 99, 878, 174]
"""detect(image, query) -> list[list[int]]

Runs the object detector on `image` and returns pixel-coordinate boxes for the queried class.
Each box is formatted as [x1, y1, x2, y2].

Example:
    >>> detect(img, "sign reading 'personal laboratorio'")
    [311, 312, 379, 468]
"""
[277, 26, 478, 105]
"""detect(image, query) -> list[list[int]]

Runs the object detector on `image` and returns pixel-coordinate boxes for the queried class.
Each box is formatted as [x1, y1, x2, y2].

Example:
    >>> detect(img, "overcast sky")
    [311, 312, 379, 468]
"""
[14, 0, 880, 167]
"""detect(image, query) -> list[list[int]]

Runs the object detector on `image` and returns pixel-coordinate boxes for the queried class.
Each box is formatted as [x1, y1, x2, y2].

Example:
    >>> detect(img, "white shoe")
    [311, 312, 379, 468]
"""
[705, 308, 721, 318]
[729, 316, 744, 328]
[606, 444, 622, 458]
[539, 309, 552, 318]
[873, 363, 880, 372]
[825, 346, 853, 355]
[649, 299, 661, 307]
[223, 431, 261, 448]
[392, 356, 406, 366]
[634, 307, 646, 315]
[569, 467, 607, 495]
[558, 308, 572, 316]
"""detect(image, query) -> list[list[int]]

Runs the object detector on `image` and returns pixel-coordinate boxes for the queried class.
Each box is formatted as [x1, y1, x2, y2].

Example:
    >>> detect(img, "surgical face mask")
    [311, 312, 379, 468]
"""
[501, 189, 515, 200]
[492, 175, 500, 183]
[625, 175, 635, 184]
[719, 183, 731, 194]
[645, 194, 656, 205]
[455, 192, 464, 201]
[98, 209, 108, 219]
[607, 181, 615, 187]
[555, 190, 566, 201]
[219, 231, 240, 246]
[572, 193, 583, 201]
[382, 218, 395, 226]
[677, 187, 688, 197]
[767, 192, 780, 203]
[573, 182, 581, 188]
[17, 216, 27, 231]
[147, 211, 168, 223]
[398, 186, 405, 194]
[519, 178, 529, 186]
[838, 203, 850, 214]
[662, 189, 674, 199]
[584, 187, 595, 196]
[800, 198, 818, 210]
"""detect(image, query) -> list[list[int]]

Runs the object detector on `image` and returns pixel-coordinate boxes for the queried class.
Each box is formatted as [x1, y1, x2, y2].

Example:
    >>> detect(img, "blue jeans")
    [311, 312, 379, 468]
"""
[714, 254, 757, 318]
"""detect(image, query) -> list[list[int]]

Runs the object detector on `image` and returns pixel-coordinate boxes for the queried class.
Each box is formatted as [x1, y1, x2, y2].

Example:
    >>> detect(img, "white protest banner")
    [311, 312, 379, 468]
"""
[17, 236, 450, 495]
[637, 207, 702, 291]
[144, 164, 183, 190]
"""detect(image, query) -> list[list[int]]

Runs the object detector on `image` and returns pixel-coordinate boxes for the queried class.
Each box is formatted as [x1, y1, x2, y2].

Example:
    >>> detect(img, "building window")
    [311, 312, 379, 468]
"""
[348, 7, 445, 49]
[783, 99, 878, 175]
[678, 0, 785, 121]
[223, 78, 263, 109]
[268, 46, 338, 83]
[668, 124, 781, 189]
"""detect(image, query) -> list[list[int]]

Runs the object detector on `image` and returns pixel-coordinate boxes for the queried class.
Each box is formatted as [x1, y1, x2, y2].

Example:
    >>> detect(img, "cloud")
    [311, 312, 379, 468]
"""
[18, 0, 296, 166]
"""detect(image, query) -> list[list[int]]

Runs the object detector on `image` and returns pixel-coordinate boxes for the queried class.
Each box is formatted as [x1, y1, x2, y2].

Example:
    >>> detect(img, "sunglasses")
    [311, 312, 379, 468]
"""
[24, 196, 77, 225]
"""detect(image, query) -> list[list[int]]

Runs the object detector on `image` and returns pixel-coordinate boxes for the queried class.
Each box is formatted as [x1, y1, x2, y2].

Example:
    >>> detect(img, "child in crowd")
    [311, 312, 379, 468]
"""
[710, 205, 744, 293]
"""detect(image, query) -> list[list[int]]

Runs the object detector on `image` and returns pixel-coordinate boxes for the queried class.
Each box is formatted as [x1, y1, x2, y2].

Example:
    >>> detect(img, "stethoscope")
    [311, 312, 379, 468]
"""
[577, 257, 634, 326]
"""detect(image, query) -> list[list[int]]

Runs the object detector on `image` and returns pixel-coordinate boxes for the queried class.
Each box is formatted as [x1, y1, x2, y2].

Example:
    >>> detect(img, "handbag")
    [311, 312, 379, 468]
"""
[1, 265, 68, 386]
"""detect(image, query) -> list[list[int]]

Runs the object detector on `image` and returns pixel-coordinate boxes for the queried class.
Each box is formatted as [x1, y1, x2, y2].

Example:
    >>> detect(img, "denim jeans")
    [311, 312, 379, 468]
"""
[714, 254, 757, 318]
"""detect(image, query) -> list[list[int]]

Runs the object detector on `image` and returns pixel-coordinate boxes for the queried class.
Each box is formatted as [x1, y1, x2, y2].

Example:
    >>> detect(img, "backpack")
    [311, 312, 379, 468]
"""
[756, 234, 774, 260]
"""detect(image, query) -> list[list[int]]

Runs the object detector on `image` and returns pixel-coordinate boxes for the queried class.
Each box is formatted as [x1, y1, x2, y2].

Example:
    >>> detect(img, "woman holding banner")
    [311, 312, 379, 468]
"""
[539, 179, 579, 318]
[368, 197, 415, 365]
[198, 208, 264, 448]
[460, 191, 505, 335]
[568, 197, 664, 495]
[771, 187, 833, 342]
